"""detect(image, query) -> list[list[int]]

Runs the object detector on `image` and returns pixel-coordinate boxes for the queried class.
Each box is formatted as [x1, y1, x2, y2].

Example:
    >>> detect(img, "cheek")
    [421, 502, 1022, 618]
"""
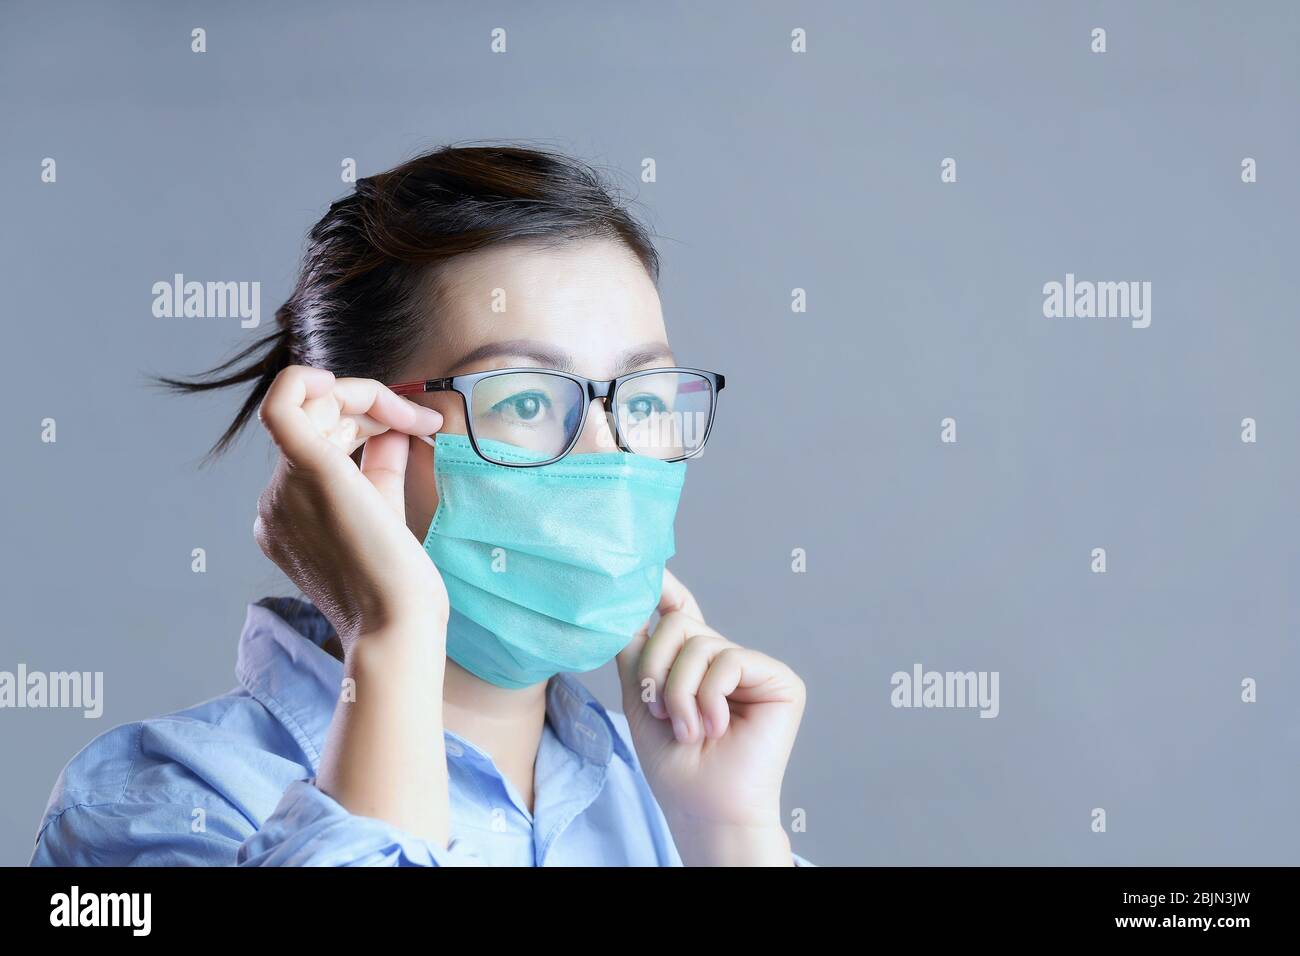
[401, 394, 462, 542]
[404, 436, 440, 542]
[426, 393, 468, 436]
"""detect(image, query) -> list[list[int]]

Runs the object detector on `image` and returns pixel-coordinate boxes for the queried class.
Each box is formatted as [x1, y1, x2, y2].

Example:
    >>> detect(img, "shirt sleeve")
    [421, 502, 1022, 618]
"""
[31, 798, 247, 866]
[32, 780, 482, 868]
[236, 780, 483, 867]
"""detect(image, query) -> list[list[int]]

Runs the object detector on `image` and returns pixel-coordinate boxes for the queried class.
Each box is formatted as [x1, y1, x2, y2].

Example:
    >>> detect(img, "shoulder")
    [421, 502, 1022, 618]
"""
[31, 597, 339, 865]
[41, 694, 235, 809]
[34, 689, 310, 861]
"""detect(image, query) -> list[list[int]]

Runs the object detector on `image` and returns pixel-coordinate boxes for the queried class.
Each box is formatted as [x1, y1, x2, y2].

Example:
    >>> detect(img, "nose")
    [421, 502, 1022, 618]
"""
[572, 398, 619, 454]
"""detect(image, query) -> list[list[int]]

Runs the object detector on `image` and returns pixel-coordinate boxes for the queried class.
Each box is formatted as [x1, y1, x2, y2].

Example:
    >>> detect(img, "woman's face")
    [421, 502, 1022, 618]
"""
[398, 237, 673, 542]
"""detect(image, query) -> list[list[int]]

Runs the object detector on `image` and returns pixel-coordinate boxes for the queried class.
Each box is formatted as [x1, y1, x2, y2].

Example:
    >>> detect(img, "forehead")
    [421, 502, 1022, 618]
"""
[420, 236, 667, 378]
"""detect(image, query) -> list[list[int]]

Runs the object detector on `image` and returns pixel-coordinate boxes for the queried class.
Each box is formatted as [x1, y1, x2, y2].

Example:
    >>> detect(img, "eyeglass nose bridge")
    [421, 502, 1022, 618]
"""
[583, 378, 617, 403]
[578, 378, 622, 450]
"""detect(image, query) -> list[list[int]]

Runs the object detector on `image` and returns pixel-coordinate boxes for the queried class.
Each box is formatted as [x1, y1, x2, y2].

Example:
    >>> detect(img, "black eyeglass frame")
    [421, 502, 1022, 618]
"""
[387, 366, 726, 468]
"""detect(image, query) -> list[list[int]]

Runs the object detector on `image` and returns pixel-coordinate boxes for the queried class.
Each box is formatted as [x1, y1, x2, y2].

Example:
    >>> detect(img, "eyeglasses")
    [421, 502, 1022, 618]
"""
[388, 366, 725, 467]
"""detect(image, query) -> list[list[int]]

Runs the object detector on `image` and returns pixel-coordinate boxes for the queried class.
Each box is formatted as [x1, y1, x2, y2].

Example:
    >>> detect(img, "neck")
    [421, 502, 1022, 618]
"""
[441, 658, 548, 813]
[321, 632, 549, 812]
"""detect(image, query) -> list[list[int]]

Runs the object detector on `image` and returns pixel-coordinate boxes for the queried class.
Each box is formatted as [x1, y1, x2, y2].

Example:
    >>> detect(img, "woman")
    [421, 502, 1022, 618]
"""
[31, 145, 810, 866]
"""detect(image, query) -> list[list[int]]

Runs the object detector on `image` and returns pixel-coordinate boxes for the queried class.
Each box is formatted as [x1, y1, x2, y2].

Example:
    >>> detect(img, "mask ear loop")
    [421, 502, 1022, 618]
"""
[414, 434, 438, 449]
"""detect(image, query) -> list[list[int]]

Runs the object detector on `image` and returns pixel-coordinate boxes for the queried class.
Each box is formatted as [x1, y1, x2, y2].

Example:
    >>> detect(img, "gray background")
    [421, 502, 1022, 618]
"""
[1, 0, 1297, 866]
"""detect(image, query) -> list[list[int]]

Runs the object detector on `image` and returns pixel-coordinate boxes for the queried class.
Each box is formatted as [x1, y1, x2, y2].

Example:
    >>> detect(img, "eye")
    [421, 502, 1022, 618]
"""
[490, 390, 552, 424]
[622, 392, 669, 424]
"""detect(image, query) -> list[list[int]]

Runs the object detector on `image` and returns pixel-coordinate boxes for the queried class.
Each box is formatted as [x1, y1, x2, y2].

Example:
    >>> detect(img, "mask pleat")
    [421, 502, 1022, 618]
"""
[424, 433, 686, 688]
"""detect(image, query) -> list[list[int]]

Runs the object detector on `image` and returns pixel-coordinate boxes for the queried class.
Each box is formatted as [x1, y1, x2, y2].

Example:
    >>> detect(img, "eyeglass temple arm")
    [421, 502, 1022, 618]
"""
[390, 371, 724, 396]
[387, 378, 454, 397]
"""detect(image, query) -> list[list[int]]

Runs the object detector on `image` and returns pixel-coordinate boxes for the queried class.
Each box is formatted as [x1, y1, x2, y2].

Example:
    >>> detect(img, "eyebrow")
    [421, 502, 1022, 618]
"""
[443, 339, 676, 376]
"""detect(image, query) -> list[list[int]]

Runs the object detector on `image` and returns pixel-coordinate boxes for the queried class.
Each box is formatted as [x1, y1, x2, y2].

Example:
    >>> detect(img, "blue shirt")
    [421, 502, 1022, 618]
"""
[31, 597, 812, 867]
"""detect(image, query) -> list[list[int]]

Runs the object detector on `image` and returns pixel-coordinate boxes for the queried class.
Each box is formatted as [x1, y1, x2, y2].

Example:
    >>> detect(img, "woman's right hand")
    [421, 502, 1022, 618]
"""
[256, 365, 454, 845]
[253, 364, 448, 650]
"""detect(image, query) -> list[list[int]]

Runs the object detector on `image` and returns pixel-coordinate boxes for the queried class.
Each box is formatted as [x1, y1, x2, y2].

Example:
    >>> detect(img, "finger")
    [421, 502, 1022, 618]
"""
[317, 413, 389, 454]
[658, 567, 703, 621]
[359, 430, 412, 518]
[662, 633, 732, 742]
[636, 610, 725, 722]
[329, 378, 443, 438]
[258, 365, 339, 466]
[301, 389, 343, 437]
[696, 647, 789, 737]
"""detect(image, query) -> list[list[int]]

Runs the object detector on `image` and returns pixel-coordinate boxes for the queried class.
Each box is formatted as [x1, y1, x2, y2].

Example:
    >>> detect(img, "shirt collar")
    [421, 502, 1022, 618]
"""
[545, 670, 635, 766]
[234, 597, 634, 771]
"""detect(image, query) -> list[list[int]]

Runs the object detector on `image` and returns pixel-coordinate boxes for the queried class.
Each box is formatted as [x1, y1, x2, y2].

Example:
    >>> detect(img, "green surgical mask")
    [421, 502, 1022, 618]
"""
[422, 433, 687, 689]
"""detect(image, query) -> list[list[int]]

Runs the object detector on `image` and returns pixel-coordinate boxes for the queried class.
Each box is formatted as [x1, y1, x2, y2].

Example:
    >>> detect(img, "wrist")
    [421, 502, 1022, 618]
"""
[340, 583, 448, 648]
[344, 619, 446, 679]
[666, 814, 793, 867]
[319, 618, 450, 848]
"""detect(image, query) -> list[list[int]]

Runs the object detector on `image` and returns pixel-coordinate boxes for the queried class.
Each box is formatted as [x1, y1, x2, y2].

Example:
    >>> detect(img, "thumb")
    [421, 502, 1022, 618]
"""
[658, 567, 703, 622]
[358, 430, 411, 519]
[618, 566, 698, 706]
[616, 619, 651, 706]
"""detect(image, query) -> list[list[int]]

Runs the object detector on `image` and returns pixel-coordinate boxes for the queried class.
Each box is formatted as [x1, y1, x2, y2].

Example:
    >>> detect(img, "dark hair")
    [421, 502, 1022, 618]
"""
[159, 142, 661, 459]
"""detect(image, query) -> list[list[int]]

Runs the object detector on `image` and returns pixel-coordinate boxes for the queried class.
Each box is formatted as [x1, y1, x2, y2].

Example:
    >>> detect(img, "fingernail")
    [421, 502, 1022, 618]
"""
[672, 718, 688, 742]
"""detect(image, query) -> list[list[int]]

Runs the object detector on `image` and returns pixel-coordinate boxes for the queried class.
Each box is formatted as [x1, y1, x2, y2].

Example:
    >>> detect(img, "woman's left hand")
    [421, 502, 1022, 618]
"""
[616, 570, 806, 866]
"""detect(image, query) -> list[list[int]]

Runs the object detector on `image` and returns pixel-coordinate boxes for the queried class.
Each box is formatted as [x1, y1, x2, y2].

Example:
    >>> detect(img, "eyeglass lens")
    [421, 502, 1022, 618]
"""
[467, 370, 713, 464]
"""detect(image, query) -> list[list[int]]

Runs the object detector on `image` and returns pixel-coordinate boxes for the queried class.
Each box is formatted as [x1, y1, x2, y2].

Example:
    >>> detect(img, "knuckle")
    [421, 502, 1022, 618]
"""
[716, 645, 746, 667]
[683, 633, 719, 655]
[257, 398, 289, 435]
[272, 363, 304, 388]
[258, 365, 309, 428]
